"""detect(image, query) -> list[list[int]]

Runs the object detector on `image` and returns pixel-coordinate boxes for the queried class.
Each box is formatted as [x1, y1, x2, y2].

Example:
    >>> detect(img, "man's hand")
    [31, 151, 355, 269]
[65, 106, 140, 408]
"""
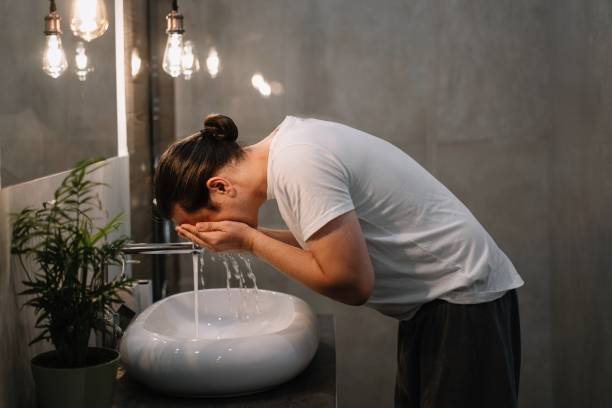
[176, 221, 258, 253]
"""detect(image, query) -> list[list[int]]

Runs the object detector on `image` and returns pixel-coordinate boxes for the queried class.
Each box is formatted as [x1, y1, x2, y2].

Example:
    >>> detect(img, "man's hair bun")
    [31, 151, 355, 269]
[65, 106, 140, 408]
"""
[201, 114, 238, 142]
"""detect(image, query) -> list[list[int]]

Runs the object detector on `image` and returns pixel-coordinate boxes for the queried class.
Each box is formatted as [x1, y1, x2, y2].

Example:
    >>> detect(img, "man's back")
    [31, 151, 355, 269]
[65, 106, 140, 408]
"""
[268, 115, 524, 319]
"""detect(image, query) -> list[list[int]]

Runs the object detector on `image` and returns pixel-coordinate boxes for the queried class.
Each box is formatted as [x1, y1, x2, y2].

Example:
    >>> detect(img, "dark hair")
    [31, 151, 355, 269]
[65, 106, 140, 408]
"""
[153, 114, 244, 219]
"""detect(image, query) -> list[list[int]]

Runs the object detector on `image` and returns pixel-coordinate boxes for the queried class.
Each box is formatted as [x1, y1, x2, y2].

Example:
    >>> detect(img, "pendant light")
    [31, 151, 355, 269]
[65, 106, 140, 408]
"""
[42, 0, 68, 79]
[70, 0, 109, 42]
[162, 0, 185, 77]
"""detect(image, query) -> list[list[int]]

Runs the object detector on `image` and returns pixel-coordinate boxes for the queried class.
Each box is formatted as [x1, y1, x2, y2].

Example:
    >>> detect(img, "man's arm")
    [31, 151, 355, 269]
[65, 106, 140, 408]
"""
[177, 210, 374, 306]
[250, 211, 374, 305]
[257, 228, 300, 248]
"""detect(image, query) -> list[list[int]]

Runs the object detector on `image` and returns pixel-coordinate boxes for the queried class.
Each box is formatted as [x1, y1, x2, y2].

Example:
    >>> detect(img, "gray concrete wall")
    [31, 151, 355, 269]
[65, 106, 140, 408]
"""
[171, 1, 556, 407]
[0, 0, 117, 187]
[550, 1, 612, 407]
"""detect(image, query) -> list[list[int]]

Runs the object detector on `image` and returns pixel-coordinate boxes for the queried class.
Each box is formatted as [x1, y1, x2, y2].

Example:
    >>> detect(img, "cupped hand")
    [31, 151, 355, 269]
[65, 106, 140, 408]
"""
[176, 221, 258, 253]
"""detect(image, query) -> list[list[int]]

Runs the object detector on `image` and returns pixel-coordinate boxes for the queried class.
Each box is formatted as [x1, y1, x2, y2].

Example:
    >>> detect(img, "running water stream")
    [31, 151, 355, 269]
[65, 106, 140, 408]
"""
[192, 252, 199, 337]
[191, 251, 260, 337]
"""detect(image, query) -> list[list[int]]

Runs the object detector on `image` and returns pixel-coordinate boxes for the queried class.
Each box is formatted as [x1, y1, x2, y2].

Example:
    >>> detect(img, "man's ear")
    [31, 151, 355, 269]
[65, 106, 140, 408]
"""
[206, 177, 231, 194]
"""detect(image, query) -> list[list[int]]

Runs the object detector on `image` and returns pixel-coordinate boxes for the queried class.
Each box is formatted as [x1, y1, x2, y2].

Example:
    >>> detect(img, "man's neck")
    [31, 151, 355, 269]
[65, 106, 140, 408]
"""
[243, 134, 274, 204]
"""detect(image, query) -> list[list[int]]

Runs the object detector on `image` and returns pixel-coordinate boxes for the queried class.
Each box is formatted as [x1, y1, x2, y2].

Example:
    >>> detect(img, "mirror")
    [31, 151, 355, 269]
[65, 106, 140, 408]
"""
[0, 0, 119, 187]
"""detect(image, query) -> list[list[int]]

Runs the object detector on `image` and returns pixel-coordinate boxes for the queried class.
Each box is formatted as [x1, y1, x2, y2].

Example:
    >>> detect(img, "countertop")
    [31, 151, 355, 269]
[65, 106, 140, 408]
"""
[112, 314, 336, 407]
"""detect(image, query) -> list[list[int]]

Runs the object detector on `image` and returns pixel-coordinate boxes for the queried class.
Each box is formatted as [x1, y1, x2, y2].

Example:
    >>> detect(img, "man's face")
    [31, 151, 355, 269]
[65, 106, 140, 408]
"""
[171, 198, 258, 228]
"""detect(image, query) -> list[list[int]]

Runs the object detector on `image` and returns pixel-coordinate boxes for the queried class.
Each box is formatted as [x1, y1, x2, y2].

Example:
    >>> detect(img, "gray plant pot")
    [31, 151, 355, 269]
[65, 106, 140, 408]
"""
[31, 347, 119, 408]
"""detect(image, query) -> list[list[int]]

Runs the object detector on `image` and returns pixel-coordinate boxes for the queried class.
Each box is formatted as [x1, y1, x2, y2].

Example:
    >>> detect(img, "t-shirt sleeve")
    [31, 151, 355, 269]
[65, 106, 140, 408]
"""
[272, 144, 355, 241]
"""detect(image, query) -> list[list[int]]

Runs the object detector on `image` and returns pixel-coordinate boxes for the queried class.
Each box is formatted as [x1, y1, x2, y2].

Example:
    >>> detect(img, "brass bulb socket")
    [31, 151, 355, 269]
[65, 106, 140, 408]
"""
[44, 11, 62, 35]
[166, 10, 185, 34]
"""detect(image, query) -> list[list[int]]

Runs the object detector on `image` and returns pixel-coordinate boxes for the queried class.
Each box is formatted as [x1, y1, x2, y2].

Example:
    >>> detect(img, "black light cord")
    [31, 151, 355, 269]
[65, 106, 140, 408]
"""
[172, 0, 178, 12]
[49, 0, 57, 12]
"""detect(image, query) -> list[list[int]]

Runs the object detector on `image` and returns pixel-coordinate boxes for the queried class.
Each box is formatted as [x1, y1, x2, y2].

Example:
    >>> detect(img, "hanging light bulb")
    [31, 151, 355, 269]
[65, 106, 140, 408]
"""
[181, 40, 200, 80]
[70, 0, 109, 42]
[43, 35, 69, 79]
[163, 33, 184, 77]
[74, 41, 94, 81]
[206, 47, 220, 78]
[43, 0, 68, 79]
[162, 0, 185, 77]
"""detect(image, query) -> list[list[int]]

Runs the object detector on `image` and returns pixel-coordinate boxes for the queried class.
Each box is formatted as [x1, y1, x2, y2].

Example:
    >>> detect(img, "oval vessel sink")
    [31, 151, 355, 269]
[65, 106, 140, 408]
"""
[120, 288, 319, 396]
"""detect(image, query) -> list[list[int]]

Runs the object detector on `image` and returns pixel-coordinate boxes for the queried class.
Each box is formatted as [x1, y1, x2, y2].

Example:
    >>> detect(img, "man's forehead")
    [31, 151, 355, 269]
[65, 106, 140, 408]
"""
[171, 203, 207, 225]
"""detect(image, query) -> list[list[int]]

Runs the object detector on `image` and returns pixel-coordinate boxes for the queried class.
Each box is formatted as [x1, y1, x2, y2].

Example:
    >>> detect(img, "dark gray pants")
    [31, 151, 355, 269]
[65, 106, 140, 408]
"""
[395, 290, 521, 408]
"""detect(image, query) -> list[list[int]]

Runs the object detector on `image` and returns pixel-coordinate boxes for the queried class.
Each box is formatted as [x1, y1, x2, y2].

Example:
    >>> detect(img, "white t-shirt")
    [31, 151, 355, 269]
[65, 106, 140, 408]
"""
[266, 116, 524, 320]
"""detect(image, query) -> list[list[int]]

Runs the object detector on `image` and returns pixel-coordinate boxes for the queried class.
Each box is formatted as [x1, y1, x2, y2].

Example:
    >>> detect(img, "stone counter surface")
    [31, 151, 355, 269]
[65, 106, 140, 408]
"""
[113, 314, 336, 407]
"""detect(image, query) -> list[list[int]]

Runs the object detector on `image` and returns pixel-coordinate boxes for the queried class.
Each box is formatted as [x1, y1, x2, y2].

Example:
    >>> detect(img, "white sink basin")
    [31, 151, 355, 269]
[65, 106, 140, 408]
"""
[119, 288, 319, 396]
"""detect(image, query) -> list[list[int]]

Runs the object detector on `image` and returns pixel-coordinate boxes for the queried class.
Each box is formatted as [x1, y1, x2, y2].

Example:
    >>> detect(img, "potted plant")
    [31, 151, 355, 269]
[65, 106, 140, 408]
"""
[10, 158, 133, 408]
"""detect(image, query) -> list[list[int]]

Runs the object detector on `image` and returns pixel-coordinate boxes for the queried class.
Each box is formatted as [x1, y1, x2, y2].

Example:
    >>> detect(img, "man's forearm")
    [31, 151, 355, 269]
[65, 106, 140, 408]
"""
[250, 229, 322, 289]
[257, 228, 300, 248]
[249, 230, 364, 305]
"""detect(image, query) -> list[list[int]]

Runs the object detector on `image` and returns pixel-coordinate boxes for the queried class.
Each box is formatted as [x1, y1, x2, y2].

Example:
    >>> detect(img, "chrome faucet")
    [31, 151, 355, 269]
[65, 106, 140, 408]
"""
[121, 241, 203, 304]
[123, 241, 202, 255]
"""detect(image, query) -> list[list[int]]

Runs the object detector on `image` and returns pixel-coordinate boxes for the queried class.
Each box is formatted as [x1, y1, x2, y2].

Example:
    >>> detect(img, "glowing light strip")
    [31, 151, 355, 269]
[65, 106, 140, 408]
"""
[115, 0, 128, 157]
